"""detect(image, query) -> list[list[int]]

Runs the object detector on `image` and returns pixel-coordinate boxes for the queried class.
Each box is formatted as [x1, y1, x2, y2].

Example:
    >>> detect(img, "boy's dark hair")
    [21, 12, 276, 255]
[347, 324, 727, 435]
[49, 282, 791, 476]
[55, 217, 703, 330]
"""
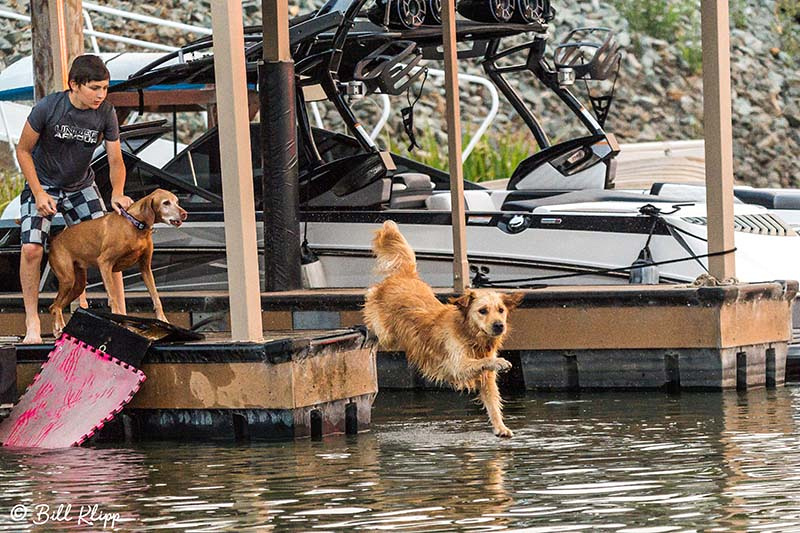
[68, 55, 110, 86]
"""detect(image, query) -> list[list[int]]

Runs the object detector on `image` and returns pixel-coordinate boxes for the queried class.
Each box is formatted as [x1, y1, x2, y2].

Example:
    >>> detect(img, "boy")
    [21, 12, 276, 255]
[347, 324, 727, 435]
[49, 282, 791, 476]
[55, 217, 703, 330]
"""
[16, 54, 132, 343]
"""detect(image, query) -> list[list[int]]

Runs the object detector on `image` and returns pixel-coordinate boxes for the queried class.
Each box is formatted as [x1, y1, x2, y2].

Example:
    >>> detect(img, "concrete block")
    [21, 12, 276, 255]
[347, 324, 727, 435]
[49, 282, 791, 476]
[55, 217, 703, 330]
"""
[82, 328, 378, 441]
[736, 345, 767, 389]
[678, 348, 735, 389]
[377, 351, 417, 389]
[292, 393, 375, 439]
[519, 351, 578, 390]
[574, 350, 670, 389]
[101, 392, 377, 442]
[518, 342, 789, 390]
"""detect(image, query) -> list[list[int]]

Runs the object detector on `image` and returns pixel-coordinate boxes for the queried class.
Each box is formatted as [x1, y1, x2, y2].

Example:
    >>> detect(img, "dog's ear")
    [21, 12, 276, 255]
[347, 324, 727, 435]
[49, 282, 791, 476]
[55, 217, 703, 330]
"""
[502, 291, 524, 311]
[449, 289, 475, 314]
[137, 191, 157, 227]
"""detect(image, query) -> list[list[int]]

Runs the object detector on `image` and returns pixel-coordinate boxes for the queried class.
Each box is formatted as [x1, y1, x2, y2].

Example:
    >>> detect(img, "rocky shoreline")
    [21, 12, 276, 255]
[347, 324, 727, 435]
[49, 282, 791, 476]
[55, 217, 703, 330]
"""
[0, 0, 797, 187]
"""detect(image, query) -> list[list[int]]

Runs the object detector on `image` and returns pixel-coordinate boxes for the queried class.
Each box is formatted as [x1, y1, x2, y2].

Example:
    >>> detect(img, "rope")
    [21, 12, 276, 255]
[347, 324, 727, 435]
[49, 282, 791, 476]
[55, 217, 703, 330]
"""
[473, 247, 737, 288]
[401, 68, 427, 151]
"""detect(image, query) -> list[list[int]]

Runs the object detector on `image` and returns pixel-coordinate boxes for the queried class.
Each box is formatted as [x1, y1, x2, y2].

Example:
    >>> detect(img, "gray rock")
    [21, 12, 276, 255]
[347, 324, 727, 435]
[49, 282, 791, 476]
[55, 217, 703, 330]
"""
[783, 103, 800, 128]
[639, 52, 656, 73]
[733, 98, 754, 116]
[633, 95, 659, 110]
[0, 0, 796, 186]
[6, 31, 26, 46]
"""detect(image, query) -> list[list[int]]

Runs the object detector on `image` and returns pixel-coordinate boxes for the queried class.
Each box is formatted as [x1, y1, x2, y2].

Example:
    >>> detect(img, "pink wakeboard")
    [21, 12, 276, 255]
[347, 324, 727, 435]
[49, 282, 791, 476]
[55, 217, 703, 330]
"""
[0, 333, 146, 448]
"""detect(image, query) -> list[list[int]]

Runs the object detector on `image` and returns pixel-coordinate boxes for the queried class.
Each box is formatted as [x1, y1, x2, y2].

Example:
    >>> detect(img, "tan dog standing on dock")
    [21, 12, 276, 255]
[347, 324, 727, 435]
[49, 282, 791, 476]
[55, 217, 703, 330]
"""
[48, 188, 187, 336]
[363, 220, 523, 437]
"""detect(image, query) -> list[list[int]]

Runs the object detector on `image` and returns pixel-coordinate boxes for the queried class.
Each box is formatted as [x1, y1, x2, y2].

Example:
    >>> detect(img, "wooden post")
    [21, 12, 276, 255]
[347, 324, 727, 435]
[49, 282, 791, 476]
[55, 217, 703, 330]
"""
[64, 0, 83, 72]
[263, 0, 290, 61]
[210, 0, 263, 341]
[48, 0, 68, 90]
[701, 0, 736, 280]
[31, 0, 83, 100]
[441, 0, 469, 293]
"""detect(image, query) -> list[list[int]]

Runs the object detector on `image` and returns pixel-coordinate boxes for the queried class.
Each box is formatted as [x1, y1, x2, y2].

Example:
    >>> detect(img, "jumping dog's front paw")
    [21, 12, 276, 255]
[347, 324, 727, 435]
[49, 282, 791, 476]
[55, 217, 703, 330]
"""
[494, 424, 514, 438]
[485, 357, 512, 373]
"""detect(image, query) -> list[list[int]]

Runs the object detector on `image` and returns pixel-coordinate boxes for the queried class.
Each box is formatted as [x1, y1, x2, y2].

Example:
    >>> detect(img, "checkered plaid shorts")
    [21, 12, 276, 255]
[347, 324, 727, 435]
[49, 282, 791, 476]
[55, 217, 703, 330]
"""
[20, 182, 107, 245]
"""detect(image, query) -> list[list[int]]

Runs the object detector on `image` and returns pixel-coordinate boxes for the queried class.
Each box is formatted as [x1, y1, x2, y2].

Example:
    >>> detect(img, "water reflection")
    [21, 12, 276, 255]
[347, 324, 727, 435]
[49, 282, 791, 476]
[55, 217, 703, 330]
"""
[0, 447, 148, 531]
[718, 389, 800, 531]
[1, 388, 800, 531]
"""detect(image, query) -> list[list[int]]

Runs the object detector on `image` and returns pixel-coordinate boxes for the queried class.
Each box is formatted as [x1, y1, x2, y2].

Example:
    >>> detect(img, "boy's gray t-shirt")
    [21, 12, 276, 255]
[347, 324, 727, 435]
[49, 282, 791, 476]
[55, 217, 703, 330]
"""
[27, 90, 119, 192]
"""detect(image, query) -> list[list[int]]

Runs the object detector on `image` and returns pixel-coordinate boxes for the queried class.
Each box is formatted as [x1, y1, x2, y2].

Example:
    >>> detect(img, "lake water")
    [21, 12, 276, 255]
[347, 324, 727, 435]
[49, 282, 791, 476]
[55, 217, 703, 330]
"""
[2, 387, 800, 531]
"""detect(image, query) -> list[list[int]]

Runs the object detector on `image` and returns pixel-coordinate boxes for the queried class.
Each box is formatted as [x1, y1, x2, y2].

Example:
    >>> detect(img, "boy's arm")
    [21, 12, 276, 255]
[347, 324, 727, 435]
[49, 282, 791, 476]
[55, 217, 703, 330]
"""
[16, 121, 56, 216]
[106, 139, 132, 214]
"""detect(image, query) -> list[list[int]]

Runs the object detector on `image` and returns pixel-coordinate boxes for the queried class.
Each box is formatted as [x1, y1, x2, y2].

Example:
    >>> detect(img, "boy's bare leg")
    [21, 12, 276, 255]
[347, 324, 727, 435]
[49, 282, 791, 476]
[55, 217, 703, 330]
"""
[20, 243, 44, 344]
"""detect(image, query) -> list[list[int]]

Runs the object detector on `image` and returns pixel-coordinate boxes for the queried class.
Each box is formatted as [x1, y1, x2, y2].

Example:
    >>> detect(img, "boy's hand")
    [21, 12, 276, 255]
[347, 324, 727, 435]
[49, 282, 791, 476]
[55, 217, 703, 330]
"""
[111, 194, 133, 215]
[34, 190, 57, 216]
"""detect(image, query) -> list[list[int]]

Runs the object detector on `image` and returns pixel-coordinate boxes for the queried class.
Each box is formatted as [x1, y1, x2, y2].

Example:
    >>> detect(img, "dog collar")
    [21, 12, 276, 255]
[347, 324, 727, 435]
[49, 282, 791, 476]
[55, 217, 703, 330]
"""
[118, 207, 147, 231]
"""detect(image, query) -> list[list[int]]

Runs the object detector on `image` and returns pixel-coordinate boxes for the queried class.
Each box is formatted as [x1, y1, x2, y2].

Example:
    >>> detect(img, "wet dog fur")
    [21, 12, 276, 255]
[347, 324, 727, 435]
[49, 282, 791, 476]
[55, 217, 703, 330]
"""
[363, 220, 523, 437]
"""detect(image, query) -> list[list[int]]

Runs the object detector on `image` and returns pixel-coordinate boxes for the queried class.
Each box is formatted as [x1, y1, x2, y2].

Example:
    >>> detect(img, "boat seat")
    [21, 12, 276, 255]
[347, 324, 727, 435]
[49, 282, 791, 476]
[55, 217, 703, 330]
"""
[305, 177, 392, 209]
[502, 189, 701, 212]
[389, 173, 434, 208]
[424, 190, 498, 212]
[648, 183, 745, 204]
[732, 188, 800, 210]
[464, 190, 497, 212]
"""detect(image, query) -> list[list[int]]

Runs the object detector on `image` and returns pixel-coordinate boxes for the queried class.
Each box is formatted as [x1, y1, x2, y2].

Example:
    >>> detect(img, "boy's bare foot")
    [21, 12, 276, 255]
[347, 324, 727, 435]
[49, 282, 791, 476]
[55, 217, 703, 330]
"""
[22, 322, 42, 344]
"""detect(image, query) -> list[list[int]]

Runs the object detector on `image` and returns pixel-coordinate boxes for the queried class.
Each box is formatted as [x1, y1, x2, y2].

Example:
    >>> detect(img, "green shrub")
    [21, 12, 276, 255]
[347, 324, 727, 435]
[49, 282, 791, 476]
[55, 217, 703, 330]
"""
[383, 127, 534, 183]
[730, 0, 749, 30]
[612, 0, 695, 41]
[462, 130, 534, 182]
[613, 0, 701, 75]
[777, 0, 800, 62]
[0, 170, 24, 215]
[678, 41, 704, 75]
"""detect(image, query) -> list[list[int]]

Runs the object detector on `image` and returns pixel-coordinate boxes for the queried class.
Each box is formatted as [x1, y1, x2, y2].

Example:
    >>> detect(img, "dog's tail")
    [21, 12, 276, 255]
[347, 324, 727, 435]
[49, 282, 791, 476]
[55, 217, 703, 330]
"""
[372, 220, 417, 276]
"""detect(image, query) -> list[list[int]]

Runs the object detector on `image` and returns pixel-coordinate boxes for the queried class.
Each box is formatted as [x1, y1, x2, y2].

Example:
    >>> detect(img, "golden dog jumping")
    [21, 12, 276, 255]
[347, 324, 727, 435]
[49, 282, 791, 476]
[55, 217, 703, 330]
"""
[363, 220, 523, 437]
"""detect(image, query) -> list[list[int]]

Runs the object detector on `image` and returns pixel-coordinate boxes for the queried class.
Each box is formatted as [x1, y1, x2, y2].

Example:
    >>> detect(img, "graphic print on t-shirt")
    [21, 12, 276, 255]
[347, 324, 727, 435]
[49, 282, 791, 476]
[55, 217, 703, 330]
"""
[53, 124, 99, 144]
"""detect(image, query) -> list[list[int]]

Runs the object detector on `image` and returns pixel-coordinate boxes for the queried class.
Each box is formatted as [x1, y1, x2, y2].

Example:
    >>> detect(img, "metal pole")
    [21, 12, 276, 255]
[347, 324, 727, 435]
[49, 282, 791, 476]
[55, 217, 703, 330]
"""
[0, 104, 21, 172]
[440, 0, 469, 292]
[211, 0, 263, 340]
[261, 0, 302, 291]
[701, 0, 736, 280]
[82, 2, 212, 35]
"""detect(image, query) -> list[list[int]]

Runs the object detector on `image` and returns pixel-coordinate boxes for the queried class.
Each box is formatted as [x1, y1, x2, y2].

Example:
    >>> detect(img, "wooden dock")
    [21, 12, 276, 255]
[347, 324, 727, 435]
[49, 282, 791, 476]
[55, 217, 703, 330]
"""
[0, 281, 795, 398]
[2, 326, 377, 442]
